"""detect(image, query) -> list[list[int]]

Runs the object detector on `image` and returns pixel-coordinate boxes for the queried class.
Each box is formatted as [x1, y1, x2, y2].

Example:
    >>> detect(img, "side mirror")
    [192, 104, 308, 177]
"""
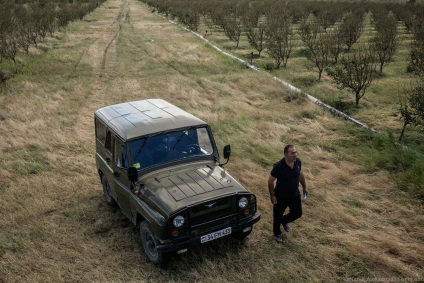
[127, 166, 139, 183]
[220, 144, 231, 167]
[223, 144, 231, 159]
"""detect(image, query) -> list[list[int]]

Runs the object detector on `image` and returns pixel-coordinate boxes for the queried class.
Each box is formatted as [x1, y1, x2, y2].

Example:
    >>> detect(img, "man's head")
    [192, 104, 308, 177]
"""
[284, 144, 297, 163]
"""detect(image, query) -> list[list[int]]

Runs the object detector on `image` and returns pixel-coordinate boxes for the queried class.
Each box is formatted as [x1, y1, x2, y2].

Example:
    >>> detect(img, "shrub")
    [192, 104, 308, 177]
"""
[329, 99, 357, 115]
[264, 62, 274, 71]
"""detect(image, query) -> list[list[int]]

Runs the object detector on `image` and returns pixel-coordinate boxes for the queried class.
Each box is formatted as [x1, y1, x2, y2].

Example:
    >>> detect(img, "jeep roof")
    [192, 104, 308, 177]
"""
[94, 99, 208, 140]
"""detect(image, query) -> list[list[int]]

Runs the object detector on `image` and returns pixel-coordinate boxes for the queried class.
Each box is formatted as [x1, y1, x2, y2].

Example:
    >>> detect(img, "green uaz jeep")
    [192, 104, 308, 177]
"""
[94, 99, 260, 266]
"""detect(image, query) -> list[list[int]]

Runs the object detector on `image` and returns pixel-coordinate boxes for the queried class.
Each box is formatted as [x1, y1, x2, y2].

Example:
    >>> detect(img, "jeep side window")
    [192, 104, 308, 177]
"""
[105, 131, 112, 152]
[114, 139, 128, 168]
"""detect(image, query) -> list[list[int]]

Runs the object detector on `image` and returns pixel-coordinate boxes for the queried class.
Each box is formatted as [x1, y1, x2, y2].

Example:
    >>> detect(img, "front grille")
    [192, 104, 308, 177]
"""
[190, 215, 236, 236]
[188, 196, 237, 233]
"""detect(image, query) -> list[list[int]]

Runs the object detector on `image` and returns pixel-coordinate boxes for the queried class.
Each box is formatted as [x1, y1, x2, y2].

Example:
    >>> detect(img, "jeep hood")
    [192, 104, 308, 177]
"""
[139, 164, 247, 216]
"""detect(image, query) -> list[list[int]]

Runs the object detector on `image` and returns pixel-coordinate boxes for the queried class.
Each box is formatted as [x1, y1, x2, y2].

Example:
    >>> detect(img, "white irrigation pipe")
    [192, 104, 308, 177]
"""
[163, 15, 378, 133]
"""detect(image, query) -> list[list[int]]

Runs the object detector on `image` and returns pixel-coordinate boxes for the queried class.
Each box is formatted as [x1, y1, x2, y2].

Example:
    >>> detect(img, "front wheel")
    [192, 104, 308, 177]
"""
[101, 176, 117, 207]
[140, 221, 169, 267]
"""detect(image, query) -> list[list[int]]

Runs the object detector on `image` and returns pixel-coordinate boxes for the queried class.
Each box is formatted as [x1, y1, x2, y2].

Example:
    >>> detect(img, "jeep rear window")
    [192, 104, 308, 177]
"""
[128, 127, 214, 169]
[95, 119, 107, 145]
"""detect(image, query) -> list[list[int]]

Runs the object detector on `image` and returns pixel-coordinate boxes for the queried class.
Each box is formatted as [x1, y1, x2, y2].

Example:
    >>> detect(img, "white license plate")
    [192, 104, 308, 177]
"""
[200, 227, 232, 243]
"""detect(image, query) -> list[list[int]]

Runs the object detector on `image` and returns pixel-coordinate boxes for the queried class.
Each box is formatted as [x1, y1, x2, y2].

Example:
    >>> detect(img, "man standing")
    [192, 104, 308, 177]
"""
[268, 145, 307, 242]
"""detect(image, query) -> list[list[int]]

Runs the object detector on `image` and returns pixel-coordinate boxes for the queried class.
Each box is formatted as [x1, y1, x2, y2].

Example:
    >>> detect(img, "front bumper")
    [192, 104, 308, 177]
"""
[156, 213, 261, 252]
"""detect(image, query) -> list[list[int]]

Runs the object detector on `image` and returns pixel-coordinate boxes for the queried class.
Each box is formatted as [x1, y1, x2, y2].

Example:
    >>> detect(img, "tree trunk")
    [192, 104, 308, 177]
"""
[276, 61, 281, 69]
[398, 121, 408, 142]
[355, 91, 360, 105]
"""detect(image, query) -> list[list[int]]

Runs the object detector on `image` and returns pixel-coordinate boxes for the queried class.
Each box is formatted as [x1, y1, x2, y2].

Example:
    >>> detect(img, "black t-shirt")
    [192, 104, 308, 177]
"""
[270, 158, 302, 199]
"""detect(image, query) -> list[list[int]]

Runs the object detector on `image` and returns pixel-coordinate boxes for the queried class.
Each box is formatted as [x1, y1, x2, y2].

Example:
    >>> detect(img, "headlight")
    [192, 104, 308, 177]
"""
[173, 215, 185, 227]
[238, 197, 248, 208]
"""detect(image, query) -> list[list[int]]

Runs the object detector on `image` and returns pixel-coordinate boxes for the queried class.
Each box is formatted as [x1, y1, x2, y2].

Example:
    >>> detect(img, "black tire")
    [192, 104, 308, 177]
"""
[140, 221, 169, 267]
[233, 227, 252, 241]
[101, 176, 117, 207]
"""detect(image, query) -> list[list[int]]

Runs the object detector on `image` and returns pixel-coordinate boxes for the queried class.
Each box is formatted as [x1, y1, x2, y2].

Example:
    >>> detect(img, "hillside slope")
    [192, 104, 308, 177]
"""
[0, 0, 422, 282]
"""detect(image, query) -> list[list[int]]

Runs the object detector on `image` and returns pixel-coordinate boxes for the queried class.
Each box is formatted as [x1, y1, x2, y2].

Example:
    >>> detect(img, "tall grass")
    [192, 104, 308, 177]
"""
[0, 0, 423, 282]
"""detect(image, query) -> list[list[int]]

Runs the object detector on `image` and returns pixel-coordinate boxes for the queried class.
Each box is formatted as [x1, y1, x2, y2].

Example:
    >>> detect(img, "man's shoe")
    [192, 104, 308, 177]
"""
[274, 235, 283, 243]
[283, 223, 290, 232]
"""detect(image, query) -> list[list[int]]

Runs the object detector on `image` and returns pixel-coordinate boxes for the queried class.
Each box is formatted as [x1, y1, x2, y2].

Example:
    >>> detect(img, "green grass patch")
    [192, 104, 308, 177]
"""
[11, 144, 52, 178]
[357, 131, 424, 200]
[0, 45, 91, 98]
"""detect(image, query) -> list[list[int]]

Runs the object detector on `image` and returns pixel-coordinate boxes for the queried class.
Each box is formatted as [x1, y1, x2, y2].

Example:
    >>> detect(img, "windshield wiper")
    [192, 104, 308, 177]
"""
[172, 131, 188, 149]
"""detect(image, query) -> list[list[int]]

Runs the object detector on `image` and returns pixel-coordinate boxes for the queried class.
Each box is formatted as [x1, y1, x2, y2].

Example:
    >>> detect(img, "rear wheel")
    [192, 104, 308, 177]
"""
[140, 221, 169, 267]
[101, 176, 117, 207]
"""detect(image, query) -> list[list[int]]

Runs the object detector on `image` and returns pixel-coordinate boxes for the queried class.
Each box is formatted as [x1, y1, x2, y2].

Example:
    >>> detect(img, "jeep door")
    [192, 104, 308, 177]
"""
[101, 129, 116, 199]
[112, 138, 132, 219]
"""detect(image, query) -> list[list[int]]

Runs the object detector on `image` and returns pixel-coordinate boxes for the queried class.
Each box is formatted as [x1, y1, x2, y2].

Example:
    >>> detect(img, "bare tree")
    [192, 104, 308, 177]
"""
[329, 26, 344, 64]
[314, 2, 343, 31]
[45, 2, 58, 37]
[410, 48, 424, 76]
[243, 0, 264, 57]
[221, 0, 244, 48]
[372, 11, 399, 74]
[266, 7, 296, 69]
[246, 23, 266, 57]
[0, 10, 18, 63]
[207, 0, 225, 28]
[299, 14, 331, 80]
[326, 47, 377, 105]
[15, 5, 38, 53]
[174, 0, 201, 31]
[399, 81, 424, 142]
[339, 11, 364, 51]
[241, 0, 262, 28]
[409, 17, 424, 76]
[57, 3, 72, 28]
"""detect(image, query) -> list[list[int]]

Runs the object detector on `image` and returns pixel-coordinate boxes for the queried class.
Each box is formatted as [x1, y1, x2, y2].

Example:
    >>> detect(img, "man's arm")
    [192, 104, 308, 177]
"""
[299, 170, 308, 196]
[268, 175, 277, 204]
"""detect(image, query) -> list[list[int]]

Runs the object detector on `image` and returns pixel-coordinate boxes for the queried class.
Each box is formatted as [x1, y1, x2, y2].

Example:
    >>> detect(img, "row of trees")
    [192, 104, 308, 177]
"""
[143, 0, 422, 99]
[0, 0, 106, 64]
[399, 19, 424, 142]
[142, 0, 424, 140]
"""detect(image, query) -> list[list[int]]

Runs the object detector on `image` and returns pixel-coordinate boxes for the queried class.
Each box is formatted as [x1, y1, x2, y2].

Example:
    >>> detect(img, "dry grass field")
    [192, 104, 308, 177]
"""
[0, 0, 423, 282]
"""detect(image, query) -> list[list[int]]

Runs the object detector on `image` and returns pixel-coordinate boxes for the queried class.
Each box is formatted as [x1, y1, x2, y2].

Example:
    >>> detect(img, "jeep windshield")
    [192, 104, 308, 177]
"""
[128, 127, 214, 170]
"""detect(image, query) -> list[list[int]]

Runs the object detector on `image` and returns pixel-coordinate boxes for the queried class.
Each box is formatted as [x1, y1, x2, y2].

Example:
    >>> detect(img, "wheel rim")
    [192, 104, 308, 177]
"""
[145, 231, 158, 258]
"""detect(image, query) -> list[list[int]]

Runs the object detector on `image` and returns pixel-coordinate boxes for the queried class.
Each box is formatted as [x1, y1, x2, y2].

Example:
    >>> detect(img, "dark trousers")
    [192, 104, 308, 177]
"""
[273, 195, 302, 236]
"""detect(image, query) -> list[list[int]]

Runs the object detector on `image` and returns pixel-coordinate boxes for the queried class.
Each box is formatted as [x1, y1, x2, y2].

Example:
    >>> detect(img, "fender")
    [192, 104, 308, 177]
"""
[129, 193, 166, 235]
